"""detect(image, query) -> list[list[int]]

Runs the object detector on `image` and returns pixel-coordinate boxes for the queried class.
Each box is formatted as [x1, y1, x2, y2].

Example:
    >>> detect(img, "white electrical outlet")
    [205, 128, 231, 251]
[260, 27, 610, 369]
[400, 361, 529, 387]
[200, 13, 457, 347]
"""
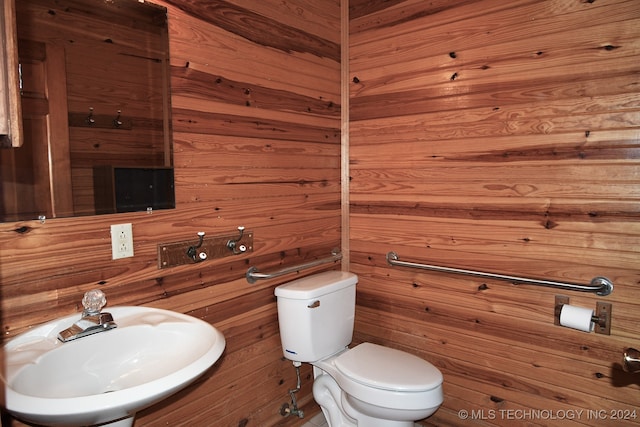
[111, 223, 134, 259]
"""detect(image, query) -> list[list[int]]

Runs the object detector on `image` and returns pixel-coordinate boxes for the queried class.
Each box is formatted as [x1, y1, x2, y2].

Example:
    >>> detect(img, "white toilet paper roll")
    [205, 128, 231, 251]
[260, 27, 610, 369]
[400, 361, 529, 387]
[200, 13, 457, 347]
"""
[559, 304, 594, 332]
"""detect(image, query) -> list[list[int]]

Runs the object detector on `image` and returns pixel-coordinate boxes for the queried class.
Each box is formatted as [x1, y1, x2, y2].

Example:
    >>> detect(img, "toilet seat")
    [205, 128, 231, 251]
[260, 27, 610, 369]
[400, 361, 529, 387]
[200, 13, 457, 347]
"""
[335, 343, 442, 391]
[322, 343, 444, 411]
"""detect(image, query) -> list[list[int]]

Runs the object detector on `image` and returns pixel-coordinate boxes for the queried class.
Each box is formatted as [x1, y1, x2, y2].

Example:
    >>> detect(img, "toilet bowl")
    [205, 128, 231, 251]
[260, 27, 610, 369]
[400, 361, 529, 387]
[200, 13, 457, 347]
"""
[313, 343, 443, 426]
[275, 271, 444, 426]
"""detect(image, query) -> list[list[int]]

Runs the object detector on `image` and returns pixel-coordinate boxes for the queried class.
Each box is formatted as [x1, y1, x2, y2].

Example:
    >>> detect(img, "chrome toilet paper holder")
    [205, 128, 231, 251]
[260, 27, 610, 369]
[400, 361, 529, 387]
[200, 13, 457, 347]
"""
[554, 295, 612, 335]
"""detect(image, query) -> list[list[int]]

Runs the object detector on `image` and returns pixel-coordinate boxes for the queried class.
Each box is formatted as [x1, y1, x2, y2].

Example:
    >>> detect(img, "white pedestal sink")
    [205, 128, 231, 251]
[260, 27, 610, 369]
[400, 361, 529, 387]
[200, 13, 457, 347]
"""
[1, 306, 225, 426]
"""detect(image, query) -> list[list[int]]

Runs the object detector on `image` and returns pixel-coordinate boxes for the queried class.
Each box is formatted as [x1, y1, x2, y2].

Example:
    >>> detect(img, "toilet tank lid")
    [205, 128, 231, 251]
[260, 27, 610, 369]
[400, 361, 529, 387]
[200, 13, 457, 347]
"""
[274, 271, 357, 299]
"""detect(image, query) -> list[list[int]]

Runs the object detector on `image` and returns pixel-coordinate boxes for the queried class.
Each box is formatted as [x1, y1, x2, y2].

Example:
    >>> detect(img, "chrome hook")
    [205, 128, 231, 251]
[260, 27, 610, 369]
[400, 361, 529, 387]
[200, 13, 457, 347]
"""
[186, 231, 207, 262]
[114, 109, 123, 127]
[86, 107, 95, 124]
[227, 226, 247, 255]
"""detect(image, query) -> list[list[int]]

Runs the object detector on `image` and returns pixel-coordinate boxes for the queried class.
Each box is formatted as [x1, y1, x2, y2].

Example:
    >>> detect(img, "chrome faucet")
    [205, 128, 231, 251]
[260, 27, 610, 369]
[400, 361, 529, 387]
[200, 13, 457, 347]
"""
[58, 289, 117, 342]
[623, 348, 640, 373]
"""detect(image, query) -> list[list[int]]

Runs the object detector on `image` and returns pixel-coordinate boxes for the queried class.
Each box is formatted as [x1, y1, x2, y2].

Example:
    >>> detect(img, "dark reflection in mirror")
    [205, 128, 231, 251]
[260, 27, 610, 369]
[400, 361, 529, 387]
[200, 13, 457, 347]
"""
[0, 0, 174, 221]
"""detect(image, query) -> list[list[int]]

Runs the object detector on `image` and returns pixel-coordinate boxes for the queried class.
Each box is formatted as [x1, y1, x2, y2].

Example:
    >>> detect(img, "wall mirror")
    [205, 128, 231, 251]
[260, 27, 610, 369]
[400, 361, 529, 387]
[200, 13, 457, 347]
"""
[0, 0, 174, 221]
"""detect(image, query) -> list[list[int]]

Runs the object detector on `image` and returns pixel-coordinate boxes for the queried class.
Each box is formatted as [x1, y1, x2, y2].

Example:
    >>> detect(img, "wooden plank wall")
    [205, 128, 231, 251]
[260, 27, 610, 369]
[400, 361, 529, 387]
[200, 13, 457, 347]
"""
[0, 0, 340, 425]
[349, 0, 640, 426]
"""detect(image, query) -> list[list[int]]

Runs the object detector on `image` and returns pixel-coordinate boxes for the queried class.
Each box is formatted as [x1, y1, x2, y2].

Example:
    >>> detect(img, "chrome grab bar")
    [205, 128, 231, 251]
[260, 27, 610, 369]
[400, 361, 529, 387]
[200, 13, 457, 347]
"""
[246, 249, 342, 284]
[386, 252, 613, 296]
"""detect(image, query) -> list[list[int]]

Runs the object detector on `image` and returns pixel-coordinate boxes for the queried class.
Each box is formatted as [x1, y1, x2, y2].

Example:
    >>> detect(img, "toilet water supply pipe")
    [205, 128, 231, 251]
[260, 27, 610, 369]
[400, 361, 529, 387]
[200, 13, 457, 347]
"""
[280, 361, 304, 419]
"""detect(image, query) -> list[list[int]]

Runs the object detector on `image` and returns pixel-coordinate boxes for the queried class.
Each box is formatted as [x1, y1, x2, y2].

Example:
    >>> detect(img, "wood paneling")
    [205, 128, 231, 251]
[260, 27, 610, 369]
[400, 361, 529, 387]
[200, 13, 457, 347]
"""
[3, 0, 640, 426]
[349, 0, 640, 426]
[0, 0, 340, 425]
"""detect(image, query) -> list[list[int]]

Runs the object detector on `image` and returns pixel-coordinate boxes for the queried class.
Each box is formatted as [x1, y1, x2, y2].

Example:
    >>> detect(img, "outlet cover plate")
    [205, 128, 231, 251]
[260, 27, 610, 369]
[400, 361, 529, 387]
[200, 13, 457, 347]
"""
[111, 223, 134, 259]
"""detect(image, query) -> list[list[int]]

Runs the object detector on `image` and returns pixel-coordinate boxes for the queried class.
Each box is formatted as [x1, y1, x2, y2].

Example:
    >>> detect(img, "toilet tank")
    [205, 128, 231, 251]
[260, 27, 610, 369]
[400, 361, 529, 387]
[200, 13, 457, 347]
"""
[275, 271, 357, 362]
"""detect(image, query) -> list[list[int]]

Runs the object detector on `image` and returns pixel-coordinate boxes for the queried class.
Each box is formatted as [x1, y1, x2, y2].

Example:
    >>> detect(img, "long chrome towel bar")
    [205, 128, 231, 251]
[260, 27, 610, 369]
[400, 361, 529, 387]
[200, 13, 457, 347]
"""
[386, 252, 613, 296]
[246, 249, 342, 284]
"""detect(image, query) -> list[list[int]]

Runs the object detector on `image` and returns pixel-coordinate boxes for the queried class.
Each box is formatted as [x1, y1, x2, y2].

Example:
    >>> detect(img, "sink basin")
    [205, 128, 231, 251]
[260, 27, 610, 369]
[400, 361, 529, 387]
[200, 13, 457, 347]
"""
[1, 306, 225, 427]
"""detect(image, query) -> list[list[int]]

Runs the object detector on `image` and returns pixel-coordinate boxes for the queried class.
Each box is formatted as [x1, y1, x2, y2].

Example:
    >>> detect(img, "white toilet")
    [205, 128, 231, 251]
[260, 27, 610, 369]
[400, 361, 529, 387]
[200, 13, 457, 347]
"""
[275, 270, 443, 427]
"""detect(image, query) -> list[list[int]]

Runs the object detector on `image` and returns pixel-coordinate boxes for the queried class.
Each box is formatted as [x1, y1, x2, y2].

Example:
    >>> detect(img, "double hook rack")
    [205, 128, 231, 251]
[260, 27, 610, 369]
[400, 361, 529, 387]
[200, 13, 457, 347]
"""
[158, 227, 253, 269]
[185, 227, 247, 263]
[69, 107, 132, 130]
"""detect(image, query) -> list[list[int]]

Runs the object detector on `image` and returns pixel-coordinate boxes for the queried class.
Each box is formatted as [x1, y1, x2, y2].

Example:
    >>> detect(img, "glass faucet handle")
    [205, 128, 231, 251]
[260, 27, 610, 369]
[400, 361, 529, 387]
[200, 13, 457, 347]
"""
[82, 289, 107, 314]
